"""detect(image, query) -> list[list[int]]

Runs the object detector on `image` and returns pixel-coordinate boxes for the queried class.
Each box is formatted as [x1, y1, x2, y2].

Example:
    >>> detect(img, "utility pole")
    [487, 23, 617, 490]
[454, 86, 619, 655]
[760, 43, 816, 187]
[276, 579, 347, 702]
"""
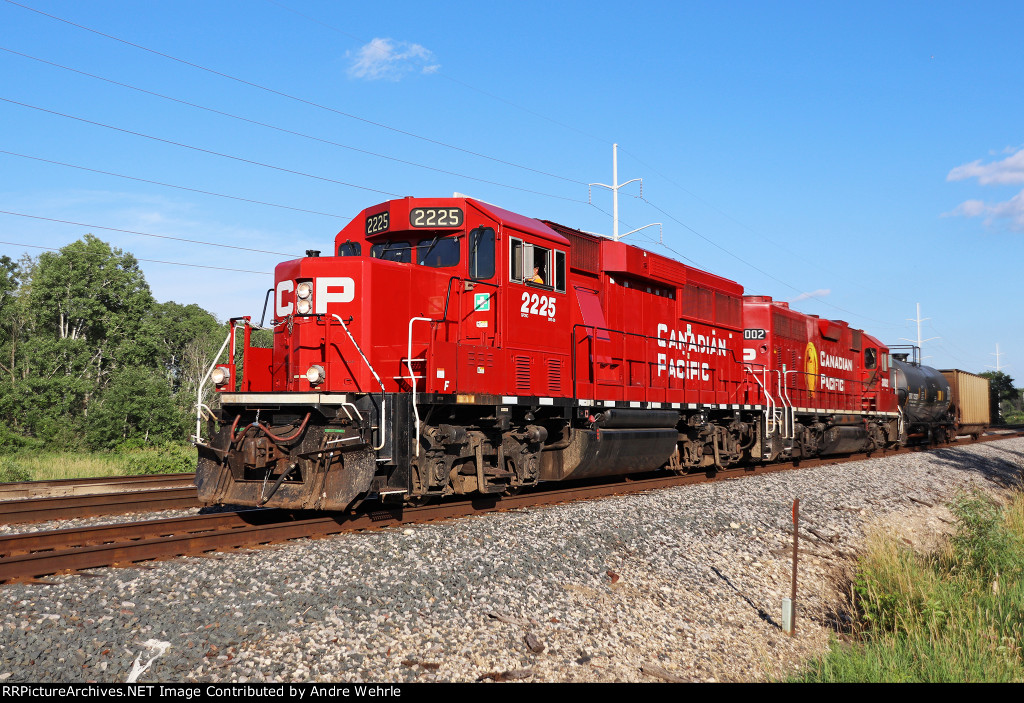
[900, 303, 939, 360]
[988, 343, 1006, 372]
[589, 143, 661, 241]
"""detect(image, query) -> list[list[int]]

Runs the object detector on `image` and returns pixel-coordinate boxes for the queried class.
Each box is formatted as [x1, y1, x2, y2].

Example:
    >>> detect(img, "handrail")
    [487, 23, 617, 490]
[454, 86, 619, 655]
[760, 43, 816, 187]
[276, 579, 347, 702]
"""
[258, 287, 274, 328]
[745, 365, 776, 435]
[441, 275, 500, 324]
[771, 370, 787, 439]
[193, 322, 245, 442]
[406, 317, 435, 457]
[780, 370, 798, 439]
[330, 314, 387, 451]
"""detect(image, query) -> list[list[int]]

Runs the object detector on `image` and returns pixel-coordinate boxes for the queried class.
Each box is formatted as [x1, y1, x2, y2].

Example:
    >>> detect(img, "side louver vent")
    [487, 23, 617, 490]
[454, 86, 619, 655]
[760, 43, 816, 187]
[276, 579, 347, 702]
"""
[514, 356, 531, 393]
[547, 358, 562, 394]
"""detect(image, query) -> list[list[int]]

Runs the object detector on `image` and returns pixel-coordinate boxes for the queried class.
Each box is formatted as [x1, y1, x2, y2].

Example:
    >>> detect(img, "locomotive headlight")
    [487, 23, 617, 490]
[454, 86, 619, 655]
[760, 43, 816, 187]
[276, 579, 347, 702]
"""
[296, 298, 312, 315]
[296, 281, 313, 299]
[305, 364, 325, 385]
[211, 365, 231, 386]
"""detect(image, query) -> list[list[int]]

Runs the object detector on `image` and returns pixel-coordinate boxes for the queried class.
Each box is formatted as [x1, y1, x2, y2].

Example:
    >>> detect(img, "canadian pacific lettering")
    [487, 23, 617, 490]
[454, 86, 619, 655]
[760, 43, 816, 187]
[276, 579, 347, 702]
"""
[655, 323, 732, 380]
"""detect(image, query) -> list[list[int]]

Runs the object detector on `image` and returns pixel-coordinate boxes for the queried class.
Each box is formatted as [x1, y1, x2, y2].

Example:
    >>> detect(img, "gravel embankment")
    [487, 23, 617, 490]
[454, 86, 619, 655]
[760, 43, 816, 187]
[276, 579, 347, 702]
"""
[1, 437, 1021, 684]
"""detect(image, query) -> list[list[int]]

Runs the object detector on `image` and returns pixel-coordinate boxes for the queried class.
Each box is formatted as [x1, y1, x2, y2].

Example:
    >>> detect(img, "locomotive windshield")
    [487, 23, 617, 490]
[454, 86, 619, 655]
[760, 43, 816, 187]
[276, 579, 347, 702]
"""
[370, 240, 413, 263]
[368, 236, 461, 267]
[336, 240, 361, 257]
[416, 236, 460, 268]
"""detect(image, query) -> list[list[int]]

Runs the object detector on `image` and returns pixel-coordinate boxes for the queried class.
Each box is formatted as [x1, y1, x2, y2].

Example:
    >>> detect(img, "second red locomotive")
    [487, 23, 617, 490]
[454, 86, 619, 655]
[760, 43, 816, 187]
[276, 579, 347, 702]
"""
[195, 196, 913, 510]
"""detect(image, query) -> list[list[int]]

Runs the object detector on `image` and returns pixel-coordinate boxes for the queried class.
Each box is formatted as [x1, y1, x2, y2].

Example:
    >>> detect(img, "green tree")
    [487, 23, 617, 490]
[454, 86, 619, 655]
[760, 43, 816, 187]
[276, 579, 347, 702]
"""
[0, 255, 31, 446]
[979, 371, 1016, 424]
[26, 235, 154, 429]
[0, 235, 228, 449]
[85, 367, 180, 448]
[135, 300, 224, 435]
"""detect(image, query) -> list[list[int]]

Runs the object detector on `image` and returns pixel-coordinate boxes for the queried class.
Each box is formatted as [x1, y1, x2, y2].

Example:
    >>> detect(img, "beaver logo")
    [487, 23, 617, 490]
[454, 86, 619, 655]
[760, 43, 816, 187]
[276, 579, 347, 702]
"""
[804, 341, 819, 397]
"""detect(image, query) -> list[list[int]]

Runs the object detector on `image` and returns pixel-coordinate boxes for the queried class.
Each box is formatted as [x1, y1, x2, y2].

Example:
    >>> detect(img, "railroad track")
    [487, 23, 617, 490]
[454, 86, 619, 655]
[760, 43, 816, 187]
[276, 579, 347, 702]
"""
[987, 424, 1024, 434]
[0, 472, 196, 501]
[0, 486, 200, 525]
[0, 471, 747, 584]
[1, 432, 1021, 585]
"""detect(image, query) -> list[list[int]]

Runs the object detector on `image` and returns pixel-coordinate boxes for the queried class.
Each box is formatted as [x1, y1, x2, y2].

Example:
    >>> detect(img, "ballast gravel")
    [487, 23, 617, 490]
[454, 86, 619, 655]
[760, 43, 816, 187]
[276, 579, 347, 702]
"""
[0, 437, 1021, 684]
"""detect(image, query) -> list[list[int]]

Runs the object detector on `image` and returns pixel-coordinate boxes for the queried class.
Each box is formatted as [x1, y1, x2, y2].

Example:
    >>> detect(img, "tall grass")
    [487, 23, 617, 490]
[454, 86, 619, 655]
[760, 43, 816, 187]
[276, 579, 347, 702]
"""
[793, 491, 1024, 683]
[0, 443, 196, 483]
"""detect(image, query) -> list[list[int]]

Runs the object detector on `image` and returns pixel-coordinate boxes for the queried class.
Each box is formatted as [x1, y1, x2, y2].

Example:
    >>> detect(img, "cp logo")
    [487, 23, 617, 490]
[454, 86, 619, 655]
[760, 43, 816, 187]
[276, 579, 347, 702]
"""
[275, 277, 354, 317]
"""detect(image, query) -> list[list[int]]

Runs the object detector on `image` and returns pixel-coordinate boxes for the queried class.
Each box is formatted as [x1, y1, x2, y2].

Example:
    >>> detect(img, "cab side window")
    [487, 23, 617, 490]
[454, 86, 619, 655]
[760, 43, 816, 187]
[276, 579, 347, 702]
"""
[509, 237, 565, 291]
[509, 238, 524, 282]
[527, 245, 550, 286]
[553, 250, 566, 293]
[865, 348, 877, 369]
[469, 227, 495, 279]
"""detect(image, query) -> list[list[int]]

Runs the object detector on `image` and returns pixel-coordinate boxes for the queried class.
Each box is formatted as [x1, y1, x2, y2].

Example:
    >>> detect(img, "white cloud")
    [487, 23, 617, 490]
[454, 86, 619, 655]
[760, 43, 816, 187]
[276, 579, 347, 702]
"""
[947, 146, 1024, 185]
[347, 38, 439, 81]
[790, 289, 830, 303]
[946, 146, 1024, 231]
[946, 190, 1024, 231]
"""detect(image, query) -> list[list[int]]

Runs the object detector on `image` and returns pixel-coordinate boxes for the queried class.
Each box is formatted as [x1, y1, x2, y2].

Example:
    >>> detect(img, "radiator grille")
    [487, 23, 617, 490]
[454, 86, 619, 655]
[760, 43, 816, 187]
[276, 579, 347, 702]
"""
[514, 355, 531, 393]
[547, 358, 562, 394]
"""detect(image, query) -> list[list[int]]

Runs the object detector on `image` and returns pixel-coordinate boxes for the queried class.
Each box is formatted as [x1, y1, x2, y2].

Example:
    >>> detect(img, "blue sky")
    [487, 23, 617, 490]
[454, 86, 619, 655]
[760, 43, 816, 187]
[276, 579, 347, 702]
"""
[1, 0, 1021, 378]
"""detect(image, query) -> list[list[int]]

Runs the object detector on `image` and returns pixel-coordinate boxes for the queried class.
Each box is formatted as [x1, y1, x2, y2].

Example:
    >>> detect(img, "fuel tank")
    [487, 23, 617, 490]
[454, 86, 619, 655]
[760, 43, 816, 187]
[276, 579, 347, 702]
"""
[893, 359, 952, 424]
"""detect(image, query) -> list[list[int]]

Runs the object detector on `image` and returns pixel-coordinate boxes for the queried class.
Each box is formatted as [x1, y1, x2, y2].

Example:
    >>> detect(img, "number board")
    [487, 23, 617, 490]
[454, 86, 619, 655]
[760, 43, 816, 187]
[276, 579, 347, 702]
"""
[365, 211, 390, 236]
[410, 207, 463, 228]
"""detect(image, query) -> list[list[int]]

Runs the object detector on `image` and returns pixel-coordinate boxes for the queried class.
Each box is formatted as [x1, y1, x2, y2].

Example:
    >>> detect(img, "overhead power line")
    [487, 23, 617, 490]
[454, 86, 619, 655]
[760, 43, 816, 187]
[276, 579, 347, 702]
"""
[4, 0, 587, 187]
[0, 1, 931, 335]
[0, 96, 403, 198]
[634, 196, 901, 329]
[0, 150, 349, 219]
[0, 47, 587, 204]
[617, 148, 924, 310]
[0, 240, 271, 275]
[0, 210, 300, 258]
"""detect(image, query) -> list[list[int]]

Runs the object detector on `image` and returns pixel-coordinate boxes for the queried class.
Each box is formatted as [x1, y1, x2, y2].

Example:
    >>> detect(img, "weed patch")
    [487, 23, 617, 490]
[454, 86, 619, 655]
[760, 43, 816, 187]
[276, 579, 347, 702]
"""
[0, 443, 196, 482]
[793, 491, 1024, 682]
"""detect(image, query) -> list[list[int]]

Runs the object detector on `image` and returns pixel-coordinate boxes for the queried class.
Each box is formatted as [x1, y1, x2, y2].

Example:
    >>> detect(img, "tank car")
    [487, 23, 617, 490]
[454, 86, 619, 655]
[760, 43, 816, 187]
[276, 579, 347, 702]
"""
[891, 348, 956, 444]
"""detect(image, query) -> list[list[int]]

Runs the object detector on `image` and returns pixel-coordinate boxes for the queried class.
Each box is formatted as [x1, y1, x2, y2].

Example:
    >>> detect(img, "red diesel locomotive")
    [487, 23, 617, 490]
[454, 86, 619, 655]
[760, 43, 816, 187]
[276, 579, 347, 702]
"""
[195, 196, 903, 511]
